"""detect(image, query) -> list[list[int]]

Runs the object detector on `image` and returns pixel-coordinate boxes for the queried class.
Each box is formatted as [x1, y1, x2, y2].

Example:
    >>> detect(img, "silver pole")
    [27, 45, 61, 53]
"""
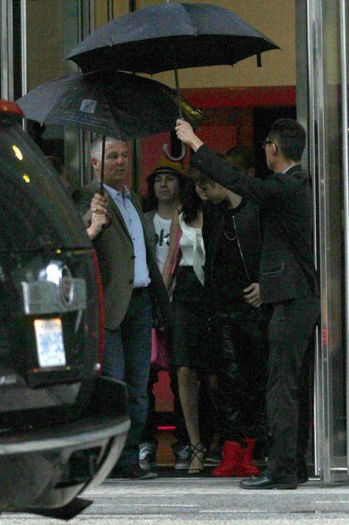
[77, 0, 94, 187]
[1, 0, 14, 101]
[78, 0, 84, 187]
[307, 0, 332, 482]
[20, 0, 27, 96]
[107, 0, 113, 20]
[21, 0, 27, 130]
[339, 0, 349, 477]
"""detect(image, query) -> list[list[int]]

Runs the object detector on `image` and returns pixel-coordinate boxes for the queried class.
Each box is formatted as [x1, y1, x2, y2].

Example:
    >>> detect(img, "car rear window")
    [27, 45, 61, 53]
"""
[0, 119, 91, 252]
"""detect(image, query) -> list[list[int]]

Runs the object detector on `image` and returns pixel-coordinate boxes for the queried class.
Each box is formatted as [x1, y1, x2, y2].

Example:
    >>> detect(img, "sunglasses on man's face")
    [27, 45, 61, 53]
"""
[261, 140, 273, 149]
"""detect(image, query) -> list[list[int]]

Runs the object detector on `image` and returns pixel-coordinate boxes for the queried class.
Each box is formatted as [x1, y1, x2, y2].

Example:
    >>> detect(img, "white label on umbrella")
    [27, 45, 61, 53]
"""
[80, 99, 98, 113]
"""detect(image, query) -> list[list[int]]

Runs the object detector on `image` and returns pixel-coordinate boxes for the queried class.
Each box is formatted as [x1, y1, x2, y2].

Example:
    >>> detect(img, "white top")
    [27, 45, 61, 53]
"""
[153, 213, 172, 274]
[178, 213, 205, 286]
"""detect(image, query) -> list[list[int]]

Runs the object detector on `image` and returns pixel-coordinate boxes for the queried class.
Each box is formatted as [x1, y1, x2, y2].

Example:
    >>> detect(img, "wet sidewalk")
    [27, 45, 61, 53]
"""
[84, 475, 349, 524]
[2, 471, 349, 524]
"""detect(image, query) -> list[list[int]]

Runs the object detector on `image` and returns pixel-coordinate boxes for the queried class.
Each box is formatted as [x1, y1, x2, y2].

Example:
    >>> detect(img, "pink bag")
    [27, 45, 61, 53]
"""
[151, 328, 172, 370]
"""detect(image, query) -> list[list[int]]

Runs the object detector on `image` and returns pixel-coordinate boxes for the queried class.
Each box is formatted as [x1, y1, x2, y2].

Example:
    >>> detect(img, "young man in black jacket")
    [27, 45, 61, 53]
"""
[176, 118, 320, 489]
[191, 167, 269, 478]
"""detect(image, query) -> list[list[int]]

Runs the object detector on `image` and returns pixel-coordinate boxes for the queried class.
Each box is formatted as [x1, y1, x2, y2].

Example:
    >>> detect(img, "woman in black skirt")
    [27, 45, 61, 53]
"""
[163, 180, 210, 475]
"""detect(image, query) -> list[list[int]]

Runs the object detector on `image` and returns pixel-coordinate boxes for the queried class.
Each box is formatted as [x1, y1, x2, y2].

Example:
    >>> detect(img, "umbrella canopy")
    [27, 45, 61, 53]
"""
[66, 2, 279, 75]
[16, 69, 206, 141]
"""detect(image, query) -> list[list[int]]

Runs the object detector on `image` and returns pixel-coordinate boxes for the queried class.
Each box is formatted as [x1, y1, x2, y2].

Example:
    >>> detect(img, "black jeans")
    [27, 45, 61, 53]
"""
[210, 309, 269, 445]
[266, 296, 320, 481]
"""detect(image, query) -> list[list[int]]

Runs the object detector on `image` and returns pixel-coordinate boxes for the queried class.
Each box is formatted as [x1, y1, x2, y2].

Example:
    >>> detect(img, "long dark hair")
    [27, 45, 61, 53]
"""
[181, 177, 203, 224]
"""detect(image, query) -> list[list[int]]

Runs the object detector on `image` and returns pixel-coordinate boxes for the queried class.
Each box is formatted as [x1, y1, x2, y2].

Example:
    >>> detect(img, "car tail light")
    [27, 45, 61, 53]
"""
[92, 249, 104, 372]
[0, 99, 24, 117]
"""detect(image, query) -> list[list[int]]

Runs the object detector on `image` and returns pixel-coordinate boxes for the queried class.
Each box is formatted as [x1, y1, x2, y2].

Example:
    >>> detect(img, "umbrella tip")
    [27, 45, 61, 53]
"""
[257, 53, 262, 67]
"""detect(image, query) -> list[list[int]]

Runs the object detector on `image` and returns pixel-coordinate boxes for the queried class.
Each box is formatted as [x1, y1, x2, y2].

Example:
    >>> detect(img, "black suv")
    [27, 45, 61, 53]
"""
[0, 101, 129, 517]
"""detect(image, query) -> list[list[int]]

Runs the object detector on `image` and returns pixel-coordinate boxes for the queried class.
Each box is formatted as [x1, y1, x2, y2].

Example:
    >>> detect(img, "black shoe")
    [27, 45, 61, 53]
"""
[240, 473, 297, 490]
[112, 464, 157, 480]
[205, 448, 222, 466]
[297, 457, 309, 484]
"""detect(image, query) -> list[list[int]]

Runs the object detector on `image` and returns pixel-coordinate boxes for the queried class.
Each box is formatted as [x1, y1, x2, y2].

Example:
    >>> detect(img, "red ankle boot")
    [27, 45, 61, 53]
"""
[240, 437, 260, 476]
[211, 440, 245, 477]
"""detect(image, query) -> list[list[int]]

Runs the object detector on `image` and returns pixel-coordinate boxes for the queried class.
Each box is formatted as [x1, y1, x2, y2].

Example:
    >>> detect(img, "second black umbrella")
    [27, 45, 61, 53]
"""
[17, 69, 206, 191]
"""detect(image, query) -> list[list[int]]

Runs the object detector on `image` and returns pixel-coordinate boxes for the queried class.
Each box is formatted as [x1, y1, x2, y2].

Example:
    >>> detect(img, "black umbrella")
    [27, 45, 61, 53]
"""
[16, 69, 206, 192]
[66, 2, 279, 159]
[66, 2, 278, 74]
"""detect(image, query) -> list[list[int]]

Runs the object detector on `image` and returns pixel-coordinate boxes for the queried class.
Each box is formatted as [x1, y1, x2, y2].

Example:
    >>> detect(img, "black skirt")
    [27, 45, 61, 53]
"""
[172, 266, 210, 371]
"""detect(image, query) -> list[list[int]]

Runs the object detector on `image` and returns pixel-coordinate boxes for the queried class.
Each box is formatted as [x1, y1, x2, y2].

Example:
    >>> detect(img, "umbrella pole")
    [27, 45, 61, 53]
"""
[174, 66, 183, 120]
[99, 134, 112, 228]
[100, 134, 106, 195]
[163, 64, 187, 162]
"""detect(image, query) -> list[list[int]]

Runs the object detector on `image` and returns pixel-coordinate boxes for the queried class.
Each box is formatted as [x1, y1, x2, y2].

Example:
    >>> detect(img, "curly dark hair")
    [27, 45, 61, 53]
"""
[142, 169, 187, 212]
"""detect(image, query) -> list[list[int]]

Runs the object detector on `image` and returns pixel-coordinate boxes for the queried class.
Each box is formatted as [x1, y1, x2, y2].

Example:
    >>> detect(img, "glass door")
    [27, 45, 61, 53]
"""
[298, 0, 349, 482]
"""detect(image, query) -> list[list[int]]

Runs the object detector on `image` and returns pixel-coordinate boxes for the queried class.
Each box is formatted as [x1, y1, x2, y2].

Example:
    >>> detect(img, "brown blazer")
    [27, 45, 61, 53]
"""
[73, 180, 172, 330]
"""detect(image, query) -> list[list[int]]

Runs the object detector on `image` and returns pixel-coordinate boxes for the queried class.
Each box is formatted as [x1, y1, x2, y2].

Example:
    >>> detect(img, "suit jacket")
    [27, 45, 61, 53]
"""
[73, 180, 172, 330]
[192, 145, 319, 304]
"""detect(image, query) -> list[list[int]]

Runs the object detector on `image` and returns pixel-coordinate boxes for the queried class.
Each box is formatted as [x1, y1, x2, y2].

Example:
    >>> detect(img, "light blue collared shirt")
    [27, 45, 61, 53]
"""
[104, 183, 151, 288]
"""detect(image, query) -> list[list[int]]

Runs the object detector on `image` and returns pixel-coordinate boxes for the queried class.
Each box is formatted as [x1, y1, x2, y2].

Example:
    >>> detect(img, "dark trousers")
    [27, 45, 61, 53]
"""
[102, 288, 152, 468]
[211, 311, 269, 444]
[266, 296, 320, 481]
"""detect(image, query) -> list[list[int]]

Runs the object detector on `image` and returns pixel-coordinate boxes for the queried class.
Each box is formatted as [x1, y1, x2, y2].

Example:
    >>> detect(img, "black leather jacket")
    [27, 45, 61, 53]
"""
[203, 200, 262, 295]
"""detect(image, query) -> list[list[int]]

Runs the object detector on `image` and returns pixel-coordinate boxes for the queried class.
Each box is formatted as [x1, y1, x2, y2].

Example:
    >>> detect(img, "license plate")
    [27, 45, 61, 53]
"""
[34, 318, 66, 368]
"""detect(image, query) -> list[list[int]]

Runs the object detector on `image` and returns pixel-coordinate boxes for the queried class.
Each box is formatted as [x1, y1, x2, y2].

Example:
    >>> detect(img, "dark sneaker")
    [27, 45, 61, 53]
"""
[205, 448, 222, 466]
[172, 443, 191, 470]
[139, 441, 157, 470]
[120, 464, 158, 480]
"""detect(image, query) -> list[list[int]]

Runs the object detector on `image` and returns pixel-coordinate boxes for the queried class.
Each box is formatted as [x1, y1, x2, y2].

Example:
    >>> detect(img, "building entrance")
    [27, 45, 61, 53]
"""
[2, 0, 349, 484]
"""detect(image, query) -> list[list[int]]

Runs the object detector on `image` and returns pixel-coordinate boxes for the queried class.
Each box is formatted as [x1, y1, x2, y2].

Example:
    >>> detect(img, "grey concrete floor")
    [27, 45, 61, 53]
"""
[3, 475, 349, 524]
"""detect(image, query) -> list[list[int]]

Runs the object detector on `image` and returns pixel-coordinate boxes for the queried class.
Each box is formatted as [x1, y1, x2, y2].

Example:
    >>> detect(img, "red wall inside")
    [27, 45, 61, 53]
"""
[138, 85, 296, 195]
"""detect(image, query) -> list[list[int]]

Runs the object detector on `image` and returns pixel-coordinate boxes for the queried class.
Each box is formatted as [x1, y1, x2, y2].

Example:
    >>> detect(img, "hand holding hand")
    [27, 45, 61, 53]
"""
[243, 282, 263, 308]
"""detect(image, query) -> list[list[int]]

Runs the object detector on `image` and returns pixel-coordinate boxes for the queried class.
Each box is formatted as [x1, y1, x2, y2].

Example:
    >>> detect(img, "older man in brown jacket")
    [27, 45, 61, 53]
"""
[73, 137, 171, 480]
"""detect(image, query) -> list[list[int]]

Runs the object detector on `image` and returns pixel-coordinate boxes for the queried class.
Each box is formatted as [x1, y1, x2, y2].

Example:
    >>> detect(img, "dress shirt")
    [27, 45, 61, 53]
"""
[283, 164, 300, 174]
[104, 183, 151, 288]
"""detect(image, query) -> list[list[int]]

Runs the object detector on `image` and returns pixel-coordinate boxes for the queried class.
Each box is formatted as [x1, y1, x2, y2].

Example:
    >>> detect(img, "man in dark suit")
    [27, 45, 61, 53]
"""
[73, 137, 171, 480]
[175, 118, 320, 489]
